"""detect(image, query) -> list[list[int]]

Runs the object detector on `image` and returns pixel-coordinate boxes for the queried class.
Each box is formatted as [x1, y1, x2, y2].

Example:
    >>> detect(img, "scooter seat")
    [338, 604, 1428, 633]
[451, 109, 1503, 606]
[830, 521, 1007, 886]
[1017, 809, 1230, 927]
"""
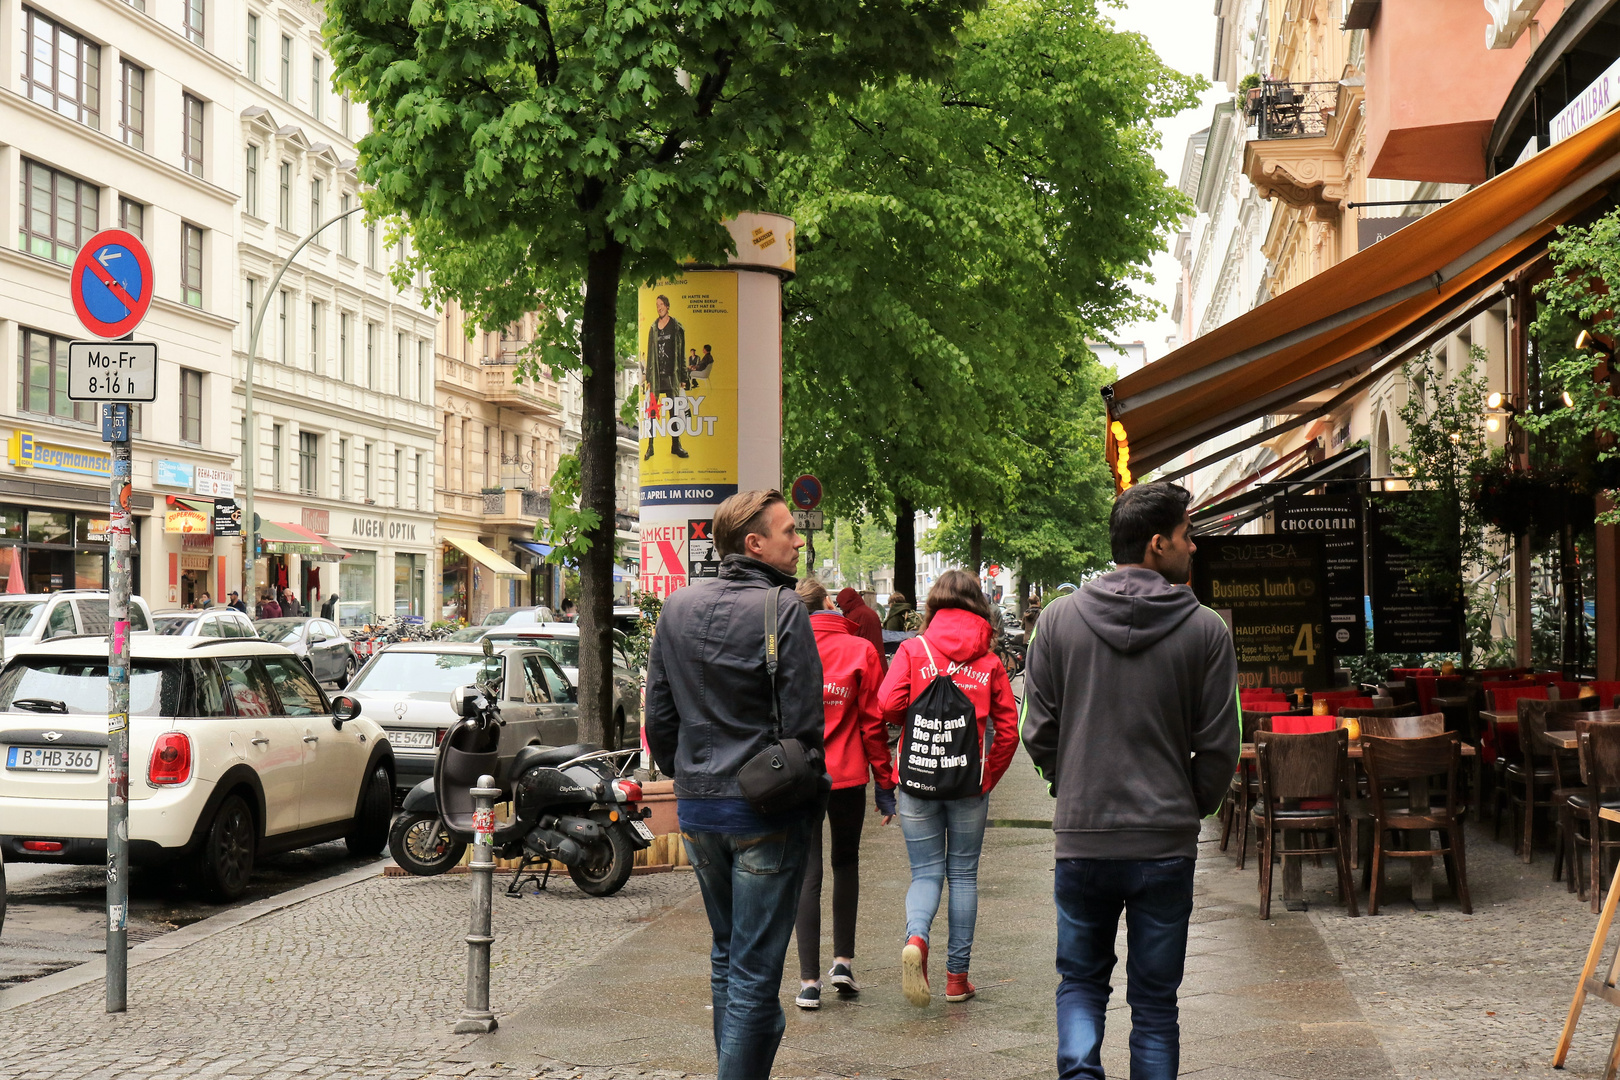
[515, 743, 600, 772]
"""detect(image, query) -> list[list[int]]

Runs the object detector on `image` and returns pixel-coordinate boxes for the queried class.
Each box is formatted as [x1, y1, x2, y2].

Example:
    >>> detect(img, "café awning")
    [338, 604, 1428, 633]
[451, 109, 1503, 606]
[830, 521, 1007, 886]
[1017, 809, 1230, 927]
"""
[260, 520, 348, 561]
[443, 533, 525, 577]
[1105, 107, 1620, 487]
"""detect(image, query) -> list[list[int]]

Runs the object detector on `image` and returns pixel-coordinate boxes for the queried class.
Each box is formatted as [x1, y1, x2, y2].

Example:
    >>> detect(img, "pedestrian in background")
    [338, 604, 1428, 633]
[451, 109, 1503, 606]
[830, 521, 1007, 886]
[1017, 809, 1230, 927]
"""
[646, 489, 825, 1080]
[883, 591, 915, 631]
[1020, 480, 1238, 1080]
[836, 586, 887, 669]
[321, 592, 339, 620]
[793, 578, 895, 1010]
[226, 590, 247, 614]
[281, 589, 301, 618]
[257, 589, 281, 620]
[879, 569, 1019, 1006]
[194, 591, 211, 610]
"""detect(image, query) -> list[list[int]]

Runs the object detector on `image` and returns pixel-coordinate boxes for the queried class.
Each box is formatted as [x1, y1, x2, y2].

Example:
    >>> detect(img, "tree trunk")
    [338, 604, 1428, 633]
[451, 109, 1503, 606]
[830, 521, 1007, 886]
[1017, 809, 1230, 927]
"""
[894, 494, 916, 605]
[968, 518, 983, 577]
[576, 241, 625, 748]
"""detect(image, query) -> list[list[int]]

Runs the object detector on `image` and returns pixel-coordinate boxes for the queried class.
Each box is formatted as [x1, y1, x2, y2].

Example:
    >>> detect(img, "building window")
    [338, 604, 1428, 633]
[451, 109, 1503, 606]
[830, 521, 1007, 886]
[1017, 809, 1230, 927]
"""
[246, 14, 259, 82]
[244, 146, 259, 217]
[183, 0, 204, 46]
[341, 92, 352, 138]
[23, 10, 100, 131]
[310, 55, 323, 121]
[279, 36, 291, 102]
[362, 444, 372, 499]
[119, 198, 144, 239]
[414, 453, 424, 510]
[339, 313, 351, 382]
[271, 425, 283, 491]
[278, 162, 291, 228]
[278, 291, 291, 364]
[337, 438, 349, 498]
[396, 332, 407, 397]
[181, 223, 203, 308]
[393, 448, 402, 507]
[182, 95, 205, 177]
[19, 327, 93, 425]
[308, 301, 321, 369]
[19, 160, 97, 266]
[366, 322, 376, 387]
[119, 62, 144, 151]
[299, 432, 318, 496]
[366, 222, 377, 268]
[180, 369, 203, 444]
[244, 278, 257, 350]
[416, 340, 427, 403]
[309, 178, 323, 234]
[339, 193, 351, 257]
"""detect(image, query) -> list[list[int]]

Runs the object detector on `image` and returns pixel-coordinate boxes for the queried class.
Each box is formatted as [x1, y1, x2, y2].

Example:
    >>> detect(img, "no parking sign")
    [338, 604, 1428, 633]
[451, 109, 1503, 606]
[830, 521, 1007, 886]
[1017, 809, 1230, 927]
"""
[70, 229, 154, 339]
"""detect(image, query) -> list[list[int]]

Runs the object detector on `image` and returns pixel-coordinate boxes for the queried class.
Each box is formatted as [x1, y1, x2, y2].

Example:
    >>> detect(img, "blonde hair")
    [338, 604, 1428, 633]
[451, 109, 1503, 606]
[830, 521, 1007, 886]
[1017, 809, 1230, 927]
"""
[712, 489, 786, 558]
[796, 578, 829, 611]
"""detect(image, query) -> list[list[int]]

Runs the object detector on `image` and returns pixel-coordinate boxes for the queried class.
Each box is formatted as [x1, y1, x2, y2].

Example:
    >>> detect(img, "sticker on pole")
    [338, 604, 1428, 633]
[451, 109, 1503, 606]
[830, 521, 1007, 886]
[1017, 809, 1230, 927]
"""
[69, 230, 154, 339]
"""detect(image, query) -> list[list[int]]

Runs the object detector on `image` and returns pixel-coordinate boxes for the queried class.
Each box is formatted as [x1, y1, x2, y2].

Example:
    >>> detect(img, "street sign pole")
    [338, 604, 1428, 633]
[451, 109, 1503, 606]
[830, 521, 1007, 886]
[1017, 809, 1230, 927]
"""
[105, 402, 132, 1013]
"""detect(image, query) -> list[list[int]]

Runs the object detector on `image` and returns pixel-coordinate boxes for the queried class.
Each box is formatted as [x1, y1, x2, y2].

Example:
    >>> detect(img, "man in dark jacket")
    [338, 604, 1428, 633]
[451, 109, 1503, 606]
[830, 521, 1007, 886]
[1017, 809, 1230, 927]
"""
[643, 294, 688, 461]
[835, 586, 887, 670]
[882, 592, 915, 631]
[1020, 480, 1238, 1080]
[646, 488, 824, 1080]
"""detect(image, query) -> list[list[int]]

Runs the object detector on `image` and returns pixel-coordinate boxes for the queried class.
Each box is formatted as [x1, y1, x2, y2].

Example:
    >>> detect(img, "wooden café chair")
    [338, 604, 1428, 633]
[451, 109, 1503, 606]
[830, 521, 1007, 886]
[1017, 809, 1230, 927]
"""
[1359, 712, 1445, 740]
[1249, 727, 1359, 919]
[1340, 701, 1420, 720]
[1506, 696, 1594, 865]
[1360, 732, 1471, 915]
[1568, 714, 1620, 911]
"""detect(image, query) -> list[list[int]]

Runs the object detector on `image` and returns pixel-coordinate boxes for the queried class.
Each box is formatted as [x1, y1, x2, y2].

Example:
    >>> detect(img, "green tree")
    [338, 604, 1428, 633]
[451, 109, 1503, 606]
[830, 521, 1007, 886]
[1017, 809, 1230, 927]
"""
[775, 0, 1198, 586]
[325, 0, 982, 743]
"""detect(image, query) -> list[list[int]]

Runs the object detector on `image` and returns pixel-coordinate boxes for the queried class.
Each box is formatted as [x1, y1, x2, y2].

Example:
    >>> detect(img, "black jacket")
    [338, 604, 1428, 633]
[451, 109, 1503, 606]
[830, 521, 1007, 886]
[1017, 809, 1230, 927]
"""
[646, 555, 826, 800]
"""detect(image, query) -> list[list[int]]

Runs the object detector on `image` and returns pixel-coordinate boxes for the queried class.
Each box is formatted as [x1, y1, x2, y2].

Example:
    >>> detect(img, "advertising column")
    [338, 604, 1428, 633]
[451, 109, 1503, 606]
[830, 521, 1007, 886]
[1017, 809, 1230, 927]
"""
[638, 213, 792, 597]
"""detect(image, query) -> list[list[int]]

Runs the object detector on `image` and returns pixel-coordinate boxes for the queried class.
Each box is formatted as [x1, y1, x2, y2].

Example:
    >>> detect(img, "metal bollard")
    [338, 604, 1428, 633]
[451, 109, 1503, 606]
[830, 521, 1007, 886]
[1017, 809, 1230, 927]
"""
[453, 774, 500, 1034]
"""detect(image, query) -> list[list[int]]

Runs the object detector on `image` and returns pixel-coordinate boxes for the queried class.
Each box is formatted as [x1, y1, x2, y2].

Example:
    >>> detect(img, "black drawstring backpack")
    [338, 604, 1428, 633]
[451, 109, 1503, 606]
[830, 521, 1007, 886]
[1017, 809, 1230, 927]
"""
[896, 638, 982, 800]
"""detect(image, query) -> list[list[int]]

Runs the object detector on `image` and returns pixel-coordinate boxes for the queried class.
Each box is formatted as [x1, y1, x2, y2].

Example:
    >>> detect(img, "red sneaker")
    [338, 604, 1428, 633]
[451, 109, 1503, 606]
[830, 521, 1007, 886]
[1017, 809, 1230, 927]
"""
[945, 972, 976, 1002]
[901, 936, 930, 1006]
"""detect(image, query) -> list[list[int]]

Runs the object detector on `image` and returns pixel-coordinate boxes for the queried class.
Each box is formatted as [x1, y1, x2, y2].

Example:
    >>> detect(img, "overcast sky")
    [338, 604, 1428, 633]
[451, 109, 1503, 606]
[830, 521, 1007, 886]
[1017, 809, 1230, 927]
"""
[1106, 0, 1230, 363]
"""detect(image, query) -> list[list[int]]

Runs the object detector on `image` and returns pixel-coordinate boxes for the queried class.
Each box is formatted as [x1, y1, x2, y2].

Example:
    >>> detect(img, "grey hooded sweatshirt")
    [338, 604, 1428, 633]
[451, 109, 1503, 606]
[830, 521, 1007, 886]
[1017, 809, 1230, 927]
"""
[1019, 567, 1239, 860]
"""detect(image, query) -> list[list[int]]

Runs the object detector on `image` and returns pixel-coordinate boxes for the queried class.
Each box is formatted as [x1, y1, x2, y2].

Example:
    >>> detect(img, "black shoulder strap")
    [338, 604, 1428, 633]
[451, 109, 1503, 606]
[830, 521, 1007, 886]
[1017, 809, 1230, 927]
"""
[764, 586, 782, 738]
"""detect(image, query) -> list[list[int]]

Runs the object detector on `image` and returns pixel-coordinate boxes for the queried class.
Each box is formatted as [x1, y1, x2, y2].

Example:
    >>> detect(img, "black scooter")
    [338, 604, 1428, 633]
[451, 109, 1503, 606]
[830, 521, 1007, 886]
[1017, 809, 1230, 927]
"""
[386, 679, 652, 897]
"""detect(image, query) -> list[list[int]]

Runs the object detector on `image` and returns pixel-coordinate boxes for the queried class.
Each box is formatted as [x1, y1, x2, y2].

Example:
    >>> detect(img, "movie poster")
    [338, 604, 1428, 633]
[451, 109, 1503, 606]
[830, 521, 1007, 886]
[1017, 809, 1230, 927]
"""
[637, 273, 739, 506]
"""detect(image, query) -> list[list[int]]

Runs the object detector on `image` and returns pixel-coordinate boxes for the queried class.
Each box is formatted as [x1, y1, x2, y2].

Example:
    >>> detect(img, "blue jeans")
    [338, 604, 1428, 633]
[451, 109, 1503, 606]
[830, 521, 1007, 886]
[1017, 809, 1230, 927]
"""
[1054, 857, 1196, 1080]
[683, 815, 815, 1080]
[897, 790, 989, 973]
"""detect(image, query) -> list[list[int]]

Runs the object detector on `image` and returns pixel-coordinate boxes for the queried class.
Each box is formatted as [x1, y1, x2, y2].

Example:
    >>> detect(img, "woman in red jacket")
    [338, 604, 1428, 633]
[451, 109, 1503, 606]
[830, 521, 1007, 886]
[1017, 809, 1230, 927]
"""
[792, 578, 896, 1010]
[878, 569, 1018, 1007]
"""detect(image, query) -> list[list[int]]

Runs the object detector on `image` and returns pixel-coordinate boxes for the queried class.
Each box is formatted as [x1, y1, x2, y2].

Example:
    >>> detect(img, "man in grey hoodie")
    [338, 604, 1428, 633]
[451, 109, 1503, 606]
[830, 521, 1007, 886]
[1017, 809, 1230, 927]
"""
[1020, 480, 1238, 1080]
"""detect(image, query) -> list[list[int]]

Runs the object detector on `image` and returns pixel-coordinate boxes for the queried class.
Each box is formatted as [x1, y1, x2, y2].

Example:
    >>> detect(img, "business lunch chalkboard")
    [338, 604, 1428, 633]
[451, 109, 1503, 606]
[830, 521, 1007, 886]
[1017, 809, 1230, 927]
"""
[1192, 535, 1331, 692]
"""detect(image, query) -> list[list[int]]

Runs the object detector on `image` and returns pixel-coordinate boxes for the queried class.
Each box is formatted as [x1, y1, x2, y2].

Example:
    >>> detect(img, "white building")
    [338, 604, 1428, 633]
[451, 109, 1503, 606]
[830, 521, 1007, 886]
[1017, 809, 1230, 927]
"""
[228, 0, 438, 622]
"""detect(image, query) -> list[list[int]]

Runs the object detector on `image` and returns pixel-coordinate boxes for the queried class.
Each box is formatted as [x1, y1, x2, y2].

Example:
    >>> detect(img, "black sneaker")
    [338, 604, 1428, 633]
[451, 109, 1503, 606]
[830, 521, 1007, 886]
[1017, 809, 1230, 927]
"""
[829, 962, 859, 996]
[795, 983, 822, 1009]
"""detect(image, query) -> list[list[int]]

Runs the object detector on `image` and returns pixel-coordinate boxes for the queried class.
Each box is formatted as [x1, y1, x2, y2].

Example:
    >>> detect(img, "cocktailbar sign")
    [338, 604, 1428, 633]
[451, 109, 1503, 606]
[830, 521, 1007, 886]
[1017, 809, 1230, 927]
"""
[1367, 495, 1463, 653]
[1193, 535, 1331, 692]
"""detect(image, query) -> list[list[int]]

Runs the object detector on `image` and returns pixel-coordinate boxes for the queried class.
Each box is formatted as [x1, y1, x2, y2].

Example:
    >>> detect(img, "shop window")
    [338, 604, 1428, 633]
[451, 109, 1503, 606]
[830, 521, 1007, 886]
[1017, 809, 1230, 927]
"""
[20, 329, 93, 424]
[339, 549, 374, 624]
[73, 516, 107, 543]
[28, 512, 71, 545]
[23, 10, 100, 130]
[0, 511, 23, 542]
[395, 552, 423, 617]
[19, 160, 98, 266]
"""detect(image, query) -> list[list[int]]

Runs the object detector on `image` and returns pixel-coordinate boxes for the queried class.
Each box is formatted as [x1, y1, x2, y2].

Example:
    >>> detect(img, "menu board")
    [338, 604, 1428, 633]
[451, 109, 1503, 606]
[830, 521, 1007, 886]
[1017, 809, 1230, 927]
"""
[1367, 495, 1462, 653]
[1192, 535, 1331, 692]
[1275, 495, 1365, 660]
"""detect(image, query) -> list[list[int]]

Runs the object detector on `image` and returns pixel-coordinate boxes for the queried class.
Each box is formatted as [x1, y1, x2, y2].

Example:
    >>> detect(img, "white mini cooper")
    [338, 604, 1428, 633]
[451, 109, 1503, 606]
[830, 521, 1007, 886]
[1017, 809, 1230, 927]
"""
[0, 636, 394, 900]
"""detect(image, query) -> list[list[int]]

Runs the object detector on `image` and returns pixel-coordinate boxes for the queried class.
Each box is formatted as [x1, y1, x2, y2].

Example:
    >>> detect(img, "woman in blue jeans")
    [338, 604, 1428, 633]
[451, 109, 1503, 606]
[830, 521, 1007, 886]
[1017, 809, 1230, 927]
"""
[877, 571, 1020, 1005]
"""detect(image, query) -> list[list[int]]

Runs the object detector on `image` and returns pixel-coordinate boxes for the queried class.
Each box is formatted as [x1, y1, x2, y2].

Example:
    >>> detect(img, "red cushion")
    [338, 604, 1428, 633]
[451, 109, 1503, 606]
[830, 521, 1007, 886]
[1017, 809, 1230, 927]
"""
[1490, 686, 1548, 711]
[1334, 698, 1376, 714]
[1271, 716, 1335, 734]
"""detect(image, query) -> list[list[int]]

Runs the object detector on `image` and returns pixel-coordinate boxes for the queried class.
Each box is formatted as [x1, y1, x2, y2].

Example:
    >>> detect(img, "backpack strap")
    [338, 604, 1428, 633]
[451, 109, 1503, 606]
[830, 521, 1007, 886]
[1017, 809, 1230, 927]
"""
[764, 586, 782, 739]
[918, 636, 941, 678]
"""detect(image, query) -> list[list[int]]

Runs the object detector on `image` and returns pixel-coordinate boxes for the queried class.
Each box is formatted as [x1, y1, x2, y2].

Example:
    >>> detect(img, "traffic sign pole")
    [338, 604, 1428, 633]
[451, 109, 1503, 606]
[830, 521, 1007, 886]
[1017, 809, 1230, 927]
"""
[105, 404, 132, 1013]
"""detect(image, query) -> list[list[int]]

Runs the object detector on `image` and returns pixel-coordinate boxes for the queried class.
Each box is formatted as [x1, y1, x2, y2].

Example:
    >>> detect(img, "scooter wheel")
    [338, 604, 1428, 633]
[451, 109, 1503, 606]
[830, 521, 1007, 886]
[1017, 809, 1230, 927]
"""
[568, 826, 634, 897]
[388, 812, 467, 876]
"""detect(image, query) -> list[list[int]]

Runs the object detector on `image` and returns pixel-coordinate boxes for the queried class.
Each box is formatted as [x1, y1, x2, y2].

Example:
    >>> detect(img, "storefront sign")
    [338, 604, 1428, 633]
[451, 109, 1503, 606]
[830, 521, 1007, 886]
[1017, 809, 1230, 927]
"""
[1552, 54, 1620, 144]
[350, 516, 418, 541]
[302, 508, 330, 534]
[155, 460, 193, 488]
[1367, 495, 1463, 653]
[194, 466, 234, 497]
[212, 499, 242, 537]
[7, 432, 111, 477]
[179, 553, 211, 572]
[1192, 536, 1332, 692]
[1276, 495, 1365, 659]
[180, 533, 214, 552]
[164, 500, 209, 533]
[1357, 215, 1418, 250]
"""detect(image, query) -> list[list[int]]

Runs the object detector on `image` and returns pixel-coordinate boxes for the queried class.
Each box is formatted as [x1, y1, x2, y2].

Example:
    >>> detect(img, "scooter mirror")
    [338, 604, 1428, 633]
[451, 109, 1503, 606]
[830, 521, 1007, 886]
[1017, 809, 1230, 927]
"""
[450, 684, 479, 718]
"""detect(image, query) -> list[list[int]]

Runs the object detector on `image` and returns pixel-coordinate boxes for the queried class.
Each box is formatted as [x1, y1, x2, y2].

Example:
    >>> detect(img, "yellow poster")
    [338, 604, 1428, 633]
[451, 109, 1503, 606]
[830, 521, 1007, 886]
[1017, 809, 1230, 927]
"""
[638, 273, 738, 505]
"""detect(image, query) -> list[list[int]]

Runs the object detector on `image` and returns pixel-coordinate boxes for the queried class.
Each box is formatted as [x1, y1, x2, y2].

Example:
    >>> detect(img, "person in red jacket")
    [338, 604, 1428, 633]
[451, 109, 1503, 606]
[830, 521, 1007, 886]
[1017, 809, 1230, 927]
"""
[878, 569, 1018, 1007]
[792, 578, 896, 1010]
[835, 586, 888, 670]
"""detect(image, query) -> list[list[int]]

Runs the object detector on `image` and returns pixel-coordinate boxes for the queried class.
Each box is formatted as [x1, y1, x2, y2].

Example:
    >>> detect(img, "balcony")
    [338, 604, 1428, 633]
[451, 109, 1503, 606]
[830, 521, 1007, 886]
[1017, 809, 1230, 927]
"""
[481, 360, 561, 416]
[1243, 79, 1360, 220]
[1246, 80, 1340, 141]
[482, 487, 551, 526]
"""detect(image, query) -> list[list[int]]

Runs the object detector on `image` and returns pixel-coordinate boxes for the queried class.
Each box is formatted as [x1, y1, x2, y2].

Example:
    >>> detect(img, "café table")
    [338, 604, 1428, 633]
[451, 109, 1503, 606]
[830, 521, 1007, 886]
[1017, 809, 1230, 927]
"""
[1240, 741, 1477, 911]
[1546, 729, 1579, 752]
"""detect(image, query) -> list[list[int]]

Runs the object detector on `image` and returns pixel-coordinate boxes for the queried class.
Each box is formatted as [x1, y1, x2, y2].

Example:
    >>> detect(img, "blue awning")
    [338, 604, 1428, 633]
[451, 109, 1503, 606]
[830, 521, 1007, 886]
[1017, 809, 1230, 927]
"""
[511, 540, 553, 557]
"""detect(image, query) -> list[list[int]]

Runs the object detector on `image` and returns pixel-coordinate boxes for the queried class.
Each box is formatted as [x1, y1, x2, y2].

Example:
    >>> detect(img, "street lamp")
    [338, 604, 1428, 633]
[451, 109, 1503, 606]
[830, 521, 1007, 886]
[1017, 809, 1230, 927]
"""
[240, 205, 367, 606]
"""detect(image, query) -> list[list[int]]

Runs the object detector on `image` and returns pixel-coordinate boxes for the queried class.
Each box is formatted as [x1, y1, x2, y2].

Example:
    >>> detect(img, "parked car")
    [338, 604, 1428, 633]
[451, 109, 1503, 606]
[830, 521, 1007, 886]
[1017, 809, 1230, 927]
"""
[612, 605, 642, 637]
[341, 642, 580, 794]
[479, 605, 555, 628]
[0, 591, 154, 650]
[255, 618, 358, 685]
[0, 636, 395, 900]
[151, 608, 259, 638]
[480, 623, 642, 746]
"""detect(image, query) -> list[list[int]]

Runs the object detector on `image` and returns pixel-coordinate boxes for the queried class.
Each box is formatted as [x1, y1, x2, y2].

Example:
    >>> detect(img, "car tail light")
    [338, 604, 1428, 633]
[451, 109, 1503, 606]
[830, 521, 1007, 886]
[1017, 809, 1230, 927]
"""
[435, 727, 448, 746]
[612, 779, 642, 803]
[148, 732, 193, 786]
[22, 840, 63, 852]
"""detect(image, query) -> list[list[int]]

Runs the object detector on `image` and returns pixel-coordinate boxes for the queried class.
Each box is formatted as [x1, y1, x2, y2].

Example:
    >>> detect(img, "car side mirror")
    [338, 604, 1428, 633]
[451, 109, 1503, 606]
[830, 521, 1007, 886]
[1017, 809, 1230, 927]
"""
[450, 684, 479, 718]
[331, 695, 361, 728]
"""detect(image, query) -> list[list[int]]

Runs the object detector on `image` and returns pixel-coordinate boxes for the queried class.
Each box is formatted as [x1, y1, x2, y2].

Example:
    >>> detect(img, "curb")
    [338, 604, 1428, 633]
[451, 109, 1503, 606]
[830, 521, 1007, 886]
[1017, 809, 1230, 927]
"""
[0, 857, 388, 1013]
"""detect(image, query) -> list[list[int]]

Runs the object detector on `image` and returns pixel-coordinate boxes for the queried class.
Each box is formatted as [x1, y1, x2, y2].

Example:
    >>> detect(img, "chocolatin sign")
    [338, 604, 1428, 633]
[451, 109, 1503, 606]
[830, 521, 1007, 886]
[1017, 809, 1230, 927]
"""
[1275, 495, 1365, 661]
[1192, 535, 1332, 693]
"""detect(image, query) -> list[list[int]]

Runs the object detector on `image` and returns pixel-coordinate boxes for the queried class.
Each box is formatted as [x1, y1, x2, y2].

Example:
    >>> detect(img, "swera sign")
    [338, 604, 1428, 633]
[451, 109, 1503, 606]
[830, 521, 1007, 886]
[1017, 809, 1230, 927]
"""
[67, 342, 158, 402]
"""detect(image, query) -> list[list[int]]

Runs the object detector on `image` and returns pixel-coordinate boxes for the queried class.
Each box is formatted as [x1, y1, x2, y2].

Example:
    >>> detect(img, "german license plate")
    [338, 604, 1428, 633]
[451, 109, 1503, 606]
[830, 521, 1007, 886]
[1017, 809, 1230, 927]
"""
[631, 819, 655, 842]
[385, 729, 436, 749]
[6, 746, 102, 772]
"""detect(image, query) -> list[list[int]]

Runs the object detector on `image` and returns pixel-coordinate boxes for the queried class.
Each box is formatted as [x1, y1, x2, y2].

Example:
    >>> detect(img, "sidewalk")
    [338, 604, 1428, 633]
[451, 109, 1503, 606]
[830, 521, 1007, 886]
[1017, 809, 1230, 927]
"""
[4, 744, 1620, 1078]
